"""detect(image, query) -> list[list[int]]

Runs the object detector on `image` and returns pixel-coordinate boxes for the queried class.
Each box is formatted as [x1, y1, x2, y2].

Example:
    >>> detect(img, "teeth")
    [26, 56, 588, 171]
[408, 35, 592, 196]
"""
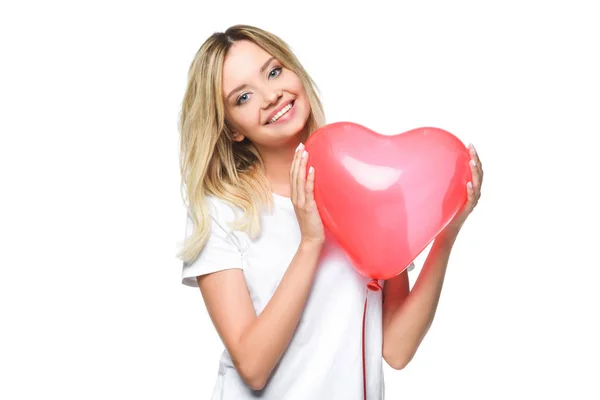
[268, 103, 293, 124]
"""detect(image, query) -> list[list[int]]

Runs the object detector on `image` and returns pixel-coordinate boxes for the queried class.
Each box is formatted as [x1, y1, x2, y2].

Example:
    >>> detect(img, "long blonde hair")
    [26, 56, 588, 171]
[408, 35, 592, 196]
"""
[176, 25, 326, 264]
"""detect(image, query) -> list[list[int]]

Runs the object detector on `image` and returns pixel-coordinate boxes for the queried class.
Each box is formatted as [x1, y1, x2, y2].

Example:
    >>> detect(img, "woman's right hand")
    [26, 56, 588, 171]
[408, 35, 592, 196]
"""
[290, 143, 325, 246]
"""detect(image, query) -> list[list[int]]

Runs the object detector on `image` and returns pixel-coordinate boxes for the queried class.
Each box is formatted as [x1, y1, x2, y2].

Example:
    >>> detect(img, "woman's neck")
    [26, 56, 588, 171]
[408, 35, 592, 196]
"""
[259, 138, 305, 197]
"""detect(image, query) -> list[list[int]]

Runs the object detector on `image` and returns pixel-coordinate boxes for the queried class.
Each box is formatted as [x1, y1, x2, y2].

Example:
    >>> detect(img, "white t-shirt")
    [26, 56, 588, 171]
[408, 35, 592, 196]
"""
[182, 193, 414, 400]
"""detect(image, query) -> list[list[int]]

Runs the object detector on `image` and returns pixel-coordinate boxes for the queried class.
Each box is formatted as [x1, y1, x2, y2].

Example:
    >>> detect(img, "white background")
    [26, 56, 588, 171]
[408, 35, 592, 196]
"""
[1, 0, 599, 398]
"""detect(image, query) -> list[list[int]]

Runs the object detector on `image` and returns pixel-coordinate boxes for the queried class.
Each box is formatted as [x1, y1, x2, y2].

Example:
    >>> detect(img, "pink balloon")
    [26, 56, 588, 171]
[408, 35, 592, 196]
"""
[304, 122, 472, 280]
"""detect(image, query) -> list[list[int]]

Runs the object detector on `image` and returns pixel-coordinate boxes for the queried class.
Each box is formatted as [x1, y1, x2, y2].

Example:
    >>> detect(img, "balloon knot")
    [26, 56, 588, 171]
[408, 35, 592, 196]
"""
[367, 279, 382, 292]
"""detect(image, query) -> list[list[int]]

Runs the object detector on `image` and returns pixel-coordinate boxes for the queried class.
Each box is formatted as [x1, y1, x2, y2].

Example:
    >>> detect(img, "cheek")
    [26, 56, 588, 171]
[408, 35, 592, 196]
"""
[282, 70, 305, 94]
[295, 83, 310, 112]
[229, 107, 259, 131]
[291, 76, 307, 96]
[286, 76, 309, 105]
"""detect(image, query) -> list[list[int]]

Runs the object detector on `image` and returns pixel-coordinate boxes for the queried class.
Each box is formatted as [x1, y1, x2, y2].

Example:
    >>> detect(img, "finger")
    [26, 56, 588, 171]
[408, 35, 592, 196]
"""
[469, 159, 482, 191]
[305, 166, 315, 204]
[467, 181, 475, 208]
[469, 144, 481, 167]
[469, 180, 481, 209]
[476, 166, 483, 198]
[469, 144, 483, 173]
[290, 143, 303, 203]
[296, 150, 308, 206]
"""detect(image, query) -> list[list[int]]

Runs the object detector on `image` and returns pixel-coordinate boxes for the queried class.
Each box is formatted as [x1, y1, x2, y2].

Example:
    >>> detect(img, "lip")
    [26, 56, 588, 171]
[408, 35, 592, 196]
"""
[265, 100, 295, 125]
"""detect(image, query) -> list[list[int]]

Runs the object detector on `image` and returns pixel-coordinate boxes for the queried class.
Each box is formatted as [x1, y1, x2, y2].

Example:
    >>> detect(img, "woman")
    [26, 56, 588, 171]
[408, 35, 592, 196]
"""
[177, 24, 483, 399]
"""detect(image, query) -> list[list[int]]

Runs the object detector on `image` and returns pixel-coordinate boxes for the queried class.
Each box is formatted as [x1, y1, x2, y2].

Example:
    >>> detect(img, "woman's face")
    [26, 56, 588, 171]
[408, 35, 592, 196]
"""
[221, 40, 311, 149]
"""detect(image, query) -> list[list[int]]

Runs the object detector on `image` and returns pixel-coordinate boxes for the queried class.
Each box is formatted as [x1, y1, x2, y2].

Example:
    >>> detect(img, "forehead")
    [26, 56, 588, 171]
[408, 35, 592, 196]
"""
[222, 40, 274, 92]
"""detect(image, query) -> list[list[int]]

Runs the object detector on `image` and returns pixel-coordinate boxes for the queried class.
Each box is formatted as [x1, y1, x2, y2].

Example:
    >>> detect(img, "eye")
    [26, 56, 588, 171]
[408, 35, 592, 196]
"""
[268, 66, 282, 79]
[236, 92, 251, 106]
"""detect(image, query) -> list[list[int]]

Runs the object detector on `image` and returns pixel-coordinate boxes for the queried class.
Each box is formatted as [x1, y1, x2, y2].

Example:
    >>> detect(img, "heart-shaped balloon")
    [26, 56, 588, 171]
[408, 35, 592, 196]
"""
[304, 122, 471, 280]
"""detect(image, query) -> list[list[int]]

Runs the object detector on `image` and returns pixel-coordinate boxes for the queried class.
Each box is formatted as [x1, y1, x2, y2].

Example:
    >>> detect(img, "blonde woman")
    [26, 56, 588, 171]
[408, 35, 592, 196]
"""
[177, 25, 483, 400]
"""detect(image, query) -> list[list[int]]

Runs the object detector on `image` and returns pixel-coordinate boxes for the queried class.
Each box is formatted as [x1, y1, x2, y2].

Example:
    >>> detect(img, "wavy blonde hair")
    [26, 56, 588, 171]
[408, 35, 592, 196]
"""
[176, 25, 326, 264]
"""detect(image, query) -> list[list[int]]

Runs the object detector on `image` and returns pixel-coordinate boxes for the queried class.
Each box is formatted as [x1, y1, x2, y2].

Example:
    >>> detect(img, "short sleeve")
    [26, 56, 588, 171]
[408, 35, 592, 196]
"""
[181, 198, 245, 288]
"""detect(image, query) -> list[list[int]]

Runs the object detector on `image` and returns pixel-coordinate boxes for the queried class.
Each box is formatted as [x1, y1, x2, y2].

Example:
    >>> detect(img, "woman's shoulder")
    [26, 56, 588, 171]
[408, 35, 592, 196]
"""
[204, 194, 243, 225]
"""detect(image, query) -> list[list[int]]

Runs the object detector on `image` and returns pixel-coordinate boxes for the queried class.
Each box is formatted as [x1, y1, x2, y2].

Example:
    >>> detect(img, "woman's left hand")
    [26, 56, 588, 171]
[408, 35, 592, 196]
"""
[443, 144, 484, 235]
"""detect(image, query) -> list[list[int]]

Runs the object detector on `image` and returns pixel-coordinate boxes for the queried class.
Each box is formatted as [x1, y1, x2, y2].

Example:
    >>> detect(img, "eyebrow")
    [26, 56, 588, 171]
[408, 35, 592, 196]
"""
[226, 57, 276, 102]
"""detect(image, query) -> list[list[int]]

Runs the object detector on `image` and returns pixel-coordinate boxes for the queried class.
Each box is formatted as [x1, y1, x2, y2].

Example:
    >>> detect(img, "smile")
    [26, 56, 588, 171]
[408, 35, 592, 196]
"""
[267, 101, 294, 124]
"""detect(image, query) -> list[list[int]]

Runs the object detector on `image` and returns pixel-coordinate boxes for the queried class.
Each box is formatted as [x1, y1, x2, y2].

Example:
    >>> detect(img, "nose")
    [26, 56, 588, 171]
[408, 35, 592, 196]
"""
[261, 88, 282, 108]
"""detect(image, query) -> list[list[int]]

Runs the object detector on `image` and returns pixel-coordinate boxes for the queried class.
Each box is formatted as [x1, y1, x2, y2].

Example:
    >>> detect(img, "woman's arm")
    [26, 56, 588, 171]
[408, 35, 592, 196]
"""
[198, 240, 322, 391]
[382, 230, 458, 369]
[198, 145, 325, 390]
[382, 143, 483, 370]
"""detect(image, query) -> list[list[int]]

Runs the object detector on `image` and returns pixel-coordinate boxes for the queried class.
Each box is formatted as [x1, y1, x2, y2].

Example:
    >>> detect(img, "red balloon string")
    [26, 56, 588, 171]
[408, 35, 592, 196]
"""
[362, 279, 382, 400]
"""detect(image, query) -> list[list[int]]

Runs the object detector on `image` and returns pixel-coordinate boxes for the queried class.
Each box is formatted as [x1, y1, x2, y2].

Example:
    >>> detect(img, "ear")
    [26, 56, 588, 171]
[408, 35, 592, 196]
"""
[231, 132, 245, 142]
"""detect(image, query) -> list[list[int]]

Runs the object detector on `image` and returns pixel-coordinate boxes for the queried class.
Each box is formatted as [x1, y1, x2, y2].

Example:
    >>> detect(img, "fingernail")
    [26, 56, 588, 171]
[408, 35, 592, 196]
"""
[301, 150, 307, 158]
[470, 159, 476, 167]
[309, 166, 314, 174]
[296, 143, 304, 152]
[467, 181, 473, 189]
